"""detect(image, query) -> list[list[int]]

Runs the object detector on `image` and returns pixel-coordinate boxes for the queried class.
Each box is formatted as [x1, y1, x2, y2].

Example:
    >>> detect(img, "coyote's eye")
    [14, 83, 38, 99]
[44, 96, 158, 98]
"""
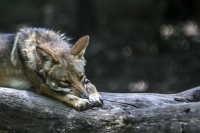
[59, 80, 70, 87]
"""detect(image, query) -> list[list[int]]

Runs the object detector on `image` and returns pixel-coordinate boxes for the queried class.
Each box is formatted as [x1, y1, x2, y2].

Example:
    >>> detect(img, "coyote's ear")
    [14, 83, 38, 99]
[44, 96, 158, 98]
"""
[70, 35, 89, 59]
[36, 48, 56, 72]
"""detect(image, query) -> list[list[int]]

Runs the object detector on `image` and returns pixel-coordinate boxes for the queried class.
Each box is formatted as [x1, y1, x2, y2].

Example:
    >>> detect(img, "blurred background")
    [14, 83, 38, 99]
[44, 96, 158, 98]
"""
[1, 0, 200, 94]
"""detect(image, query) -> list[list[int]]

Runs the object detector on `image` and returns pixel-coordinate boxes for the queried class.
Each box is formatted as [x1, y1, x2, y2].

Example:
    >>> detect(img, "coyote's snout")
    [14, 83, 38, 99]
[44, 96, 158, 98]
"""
[0, 27, 102, 110]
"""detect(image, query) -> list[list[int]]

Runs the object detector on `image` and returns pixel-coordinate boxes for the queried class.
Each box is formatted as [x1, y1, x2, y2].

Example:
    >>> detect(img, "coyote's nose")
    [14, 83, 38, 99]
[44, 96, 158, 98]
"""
[80, 94, 89, 99]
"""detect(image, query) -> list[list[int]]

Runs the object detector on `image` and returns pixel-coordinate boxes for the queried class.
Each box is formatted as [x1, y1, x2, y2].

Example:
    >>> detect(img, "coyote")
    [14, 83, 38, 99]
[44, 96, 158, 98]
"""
[0, 27, 102, 110]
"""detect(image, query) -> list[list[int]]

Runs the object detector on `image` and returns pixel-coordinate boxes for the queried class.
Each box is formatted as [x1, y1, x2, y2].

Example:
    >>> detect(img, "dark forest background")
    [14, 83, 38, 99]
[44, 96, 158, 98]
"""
[1, 0, 200, 94]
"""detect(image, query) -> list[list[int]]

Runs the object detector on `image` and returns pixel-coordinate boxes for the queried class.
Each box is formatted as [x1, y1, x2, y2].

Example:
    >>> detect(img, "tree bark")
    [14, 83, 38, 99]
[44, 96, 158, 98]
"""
[0, 86, 200, 133]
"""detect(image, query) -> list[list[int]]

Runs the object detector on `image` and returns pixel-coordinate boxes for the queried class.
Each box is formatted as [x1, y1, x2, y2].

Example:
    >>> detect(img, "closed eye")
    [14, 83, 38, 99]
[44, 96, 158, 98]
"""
[60, 80, 70, 84]
[59, 80, 71, 87]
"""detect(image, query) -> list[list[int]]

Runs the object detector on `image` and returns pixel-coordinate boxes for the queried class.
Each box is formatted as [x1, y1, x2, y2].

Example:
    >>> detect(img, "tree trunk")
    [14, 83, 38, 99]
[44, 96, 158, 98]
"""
[0, 86, 200, 133]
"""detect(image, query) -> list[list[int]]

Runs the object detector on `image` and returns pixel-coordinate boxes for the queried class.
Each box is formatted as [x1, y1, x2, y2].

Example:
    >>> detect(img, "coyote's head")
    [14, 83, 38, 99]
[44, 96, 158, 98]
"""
[14, 28, 90, 99]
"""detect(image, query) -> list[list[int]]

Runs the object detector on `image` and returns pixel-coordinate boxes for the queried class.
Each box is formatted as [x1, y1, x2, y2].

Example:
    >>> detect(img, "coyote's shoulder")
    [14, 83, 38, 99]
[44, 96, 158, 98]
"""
[0, 27, 102, 110]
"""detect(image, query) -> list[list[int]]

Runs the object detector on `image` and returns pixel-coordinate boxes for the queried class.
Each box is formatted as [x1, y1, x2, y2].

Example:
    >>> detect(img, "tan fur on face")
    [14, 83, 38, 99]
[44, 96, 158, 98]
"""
[46, 53, 88, 97]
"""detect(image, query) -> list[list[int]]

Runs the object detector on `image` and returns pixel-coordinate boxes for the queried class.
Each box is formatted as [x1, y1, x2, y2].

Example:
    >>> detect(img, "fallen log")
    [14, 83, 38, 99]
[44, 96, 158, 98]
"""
[0, 86, 200, 133]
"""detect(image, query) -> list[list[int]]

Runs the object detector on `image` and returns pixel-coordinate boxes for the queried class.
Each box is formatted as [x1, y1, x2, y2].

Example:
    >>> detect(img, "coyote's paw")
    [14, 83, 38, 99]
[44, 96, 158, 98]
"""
[86, 83, 103, 107]
[89, 93, 103, 107]
[74, 99, 92, 111]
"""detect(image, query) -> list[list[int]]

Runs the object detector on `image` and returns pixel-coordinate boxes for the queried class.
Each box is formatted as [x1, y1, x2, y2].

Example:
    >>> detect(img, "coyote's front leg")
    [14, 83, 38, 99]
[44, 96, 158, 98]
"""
[85, 82, 103, 107]
[39, 82, 103, 110]
[39, 84, 92, 111]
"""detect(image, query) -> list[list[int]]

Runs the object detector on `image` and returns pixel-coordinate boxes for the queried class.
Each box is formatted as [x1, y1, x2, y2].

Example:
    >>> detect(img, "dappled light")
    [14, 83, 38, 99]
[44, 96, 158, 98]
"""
[160, 25, 174, 39]
[183, 21, 200, 36]
[128, 80, 149, 92]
